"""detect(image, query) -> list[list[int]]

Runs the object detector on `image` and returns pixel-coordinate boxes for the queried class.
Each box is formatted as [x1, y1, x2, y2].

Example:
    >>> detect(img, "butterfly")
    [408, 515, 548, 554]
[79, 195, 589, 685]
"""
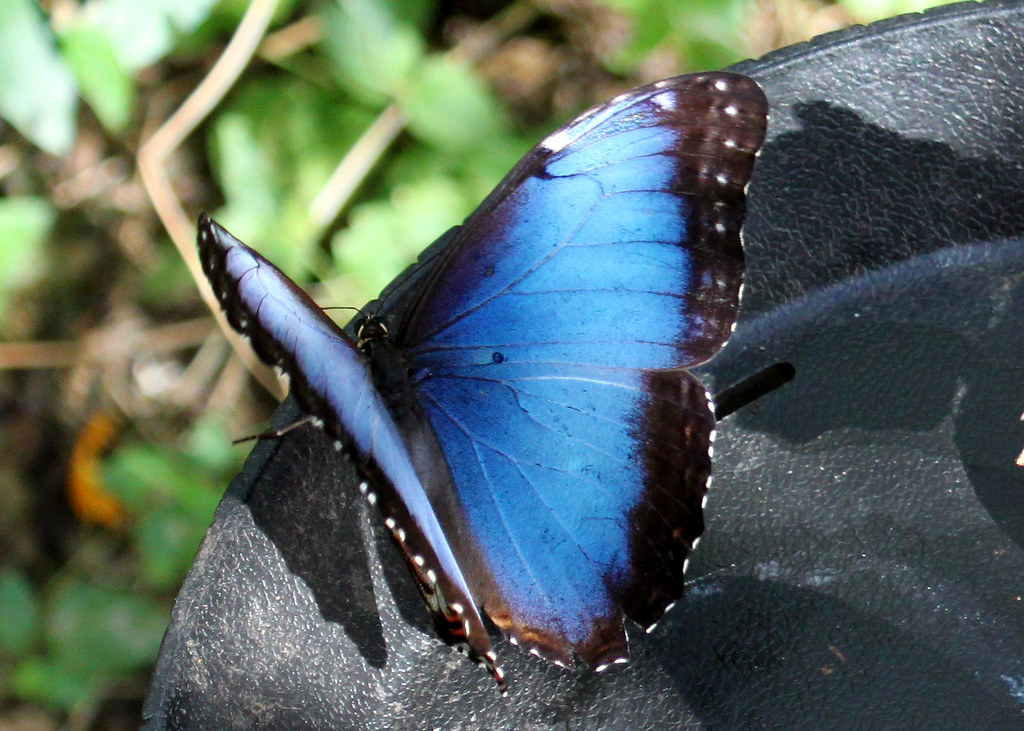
[198, 71, 768, 692]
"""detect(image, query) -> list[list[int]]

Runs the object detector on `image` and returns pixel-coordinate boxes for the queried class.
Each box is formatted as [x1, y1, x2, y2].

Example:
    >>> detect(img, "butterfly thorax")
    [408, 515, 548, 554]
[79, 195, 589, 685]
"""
[356, 315, 428, 430]
[356, 313, 463, 519]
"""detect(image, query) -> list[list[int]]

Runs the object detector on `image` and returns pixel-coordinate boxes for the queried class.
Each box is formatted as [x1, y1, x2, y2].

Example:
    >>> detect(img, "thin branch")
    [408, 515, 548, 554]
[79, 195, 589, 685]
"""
[259, 15, 324, 62]
[306, 0, 539, 229]
[0, 340, 78, 369]
[309, 104, 405, 229]
[0, 317, 216, 371]
[137, 0, 284, 399]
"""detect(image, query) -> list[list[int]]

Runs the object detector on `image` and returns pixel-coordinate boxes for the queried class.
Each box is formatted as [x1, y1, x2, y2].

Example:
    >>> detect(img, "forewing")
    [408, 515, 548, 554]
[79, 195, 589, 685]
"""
[198, 215, 504, 688]
[396, 72, 767, 371]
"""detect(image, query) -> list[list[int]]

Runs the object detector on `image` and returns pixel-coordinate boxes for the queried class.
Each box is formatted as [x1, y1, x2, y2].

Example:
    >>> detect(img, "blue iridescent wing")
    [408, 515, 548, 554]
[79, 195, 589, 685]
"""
[197, 216, 505, 689]
[385, 72, 768, 668]
[396, 72, 765, 370]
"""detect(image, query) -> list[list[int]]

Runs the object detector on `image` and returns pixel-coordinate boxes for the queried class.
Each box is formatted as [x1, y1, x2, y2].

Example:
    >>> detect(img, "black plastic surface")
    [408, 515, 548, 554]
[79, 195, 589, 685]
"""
[144, 2, 1024, 727]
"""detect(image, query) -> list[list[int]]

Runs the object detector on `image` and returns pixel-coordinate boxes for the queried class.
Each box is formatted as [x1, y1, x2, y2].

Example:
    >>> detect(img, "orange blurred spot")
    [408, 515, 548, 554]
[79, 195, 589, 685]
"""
[68, 413, 125, 527]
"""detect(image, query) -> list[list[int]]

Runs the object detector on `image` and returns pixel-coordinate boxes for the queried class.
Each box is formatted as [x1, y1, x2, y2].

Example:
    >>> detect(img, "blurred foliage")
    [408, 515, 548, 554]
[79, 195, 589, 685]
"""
[1, 417, 236, 713]
[599, 0, 753, 71]
[834, 0, 959, 22]
[101, 421, 232, 591]
[0, 0, 960, 724]
[209, 78, 375, 273]
[10, 579, 168, 709]
[0, 0, 78, 156]
[0, 196, 54, 325]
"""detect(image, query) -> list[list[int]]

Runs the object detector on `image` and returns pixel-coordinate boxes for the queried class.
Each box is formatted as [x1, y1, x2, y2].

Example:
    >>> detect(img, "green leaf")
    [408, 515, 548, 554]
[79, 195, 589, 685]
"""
[379, 0, 437, 32]
[139, 246, 197, 311]
[102, 443, 213, 510]
[44, 580, 167, 674]
[60, 23, 135, 133]
[0, 0, 77, 155]
[11, 578, 169, 708]
[10, 656, 97, 710]
[0, 196, 56, 322]
[322, 0, 425, 103]
[157, 0, 223, 33]
[596, 0, 748, 73]
[837, 0, 957, 23]
[0, 568, 39, 655]
[136, 503, 216, 590]
[332, 175, 471, 302]
[100, 444, 163, 507]
[330, 201, 409, 304]
[401, 56, 511, 152]
[209, 79, 373, 277]
[101, 441, 223, 589]
[94, 0, 221, 71]
[454, 140, 529, 202]
[184, 417, 243, 474]
[210, 111, 278, 242]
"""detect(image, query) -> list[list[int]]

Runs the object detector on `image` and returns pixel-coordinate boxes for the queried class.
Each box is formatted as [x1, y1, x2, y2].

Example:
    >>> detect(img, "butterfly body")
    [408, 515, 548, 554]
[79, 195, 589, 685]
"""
[199, 71, 768, 690]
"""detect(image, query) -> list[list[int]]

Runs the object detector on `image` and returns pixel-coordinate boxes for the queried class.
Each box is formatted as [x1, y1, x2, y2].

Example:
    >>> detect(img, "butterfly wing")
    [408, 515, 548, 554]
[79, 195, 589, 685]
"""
[197, 216, 505, 689]
[396, 72, 765, 370]
[385, 72, 768, 667]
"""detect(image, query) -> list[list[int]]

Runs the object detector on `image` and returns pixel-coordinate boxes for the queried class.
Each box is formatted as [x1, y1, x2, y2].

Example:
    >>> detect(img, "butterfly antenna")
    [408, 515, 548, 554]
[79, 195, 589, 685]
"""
[322, 305, 362, 315]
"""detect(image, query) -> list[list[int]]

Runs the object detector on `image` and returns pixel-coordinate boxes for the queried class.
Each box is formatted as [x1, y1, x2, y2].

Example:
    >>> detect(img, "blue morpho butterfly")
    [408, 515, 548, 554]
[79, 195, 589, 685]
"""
[198, 71, 768, 692]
